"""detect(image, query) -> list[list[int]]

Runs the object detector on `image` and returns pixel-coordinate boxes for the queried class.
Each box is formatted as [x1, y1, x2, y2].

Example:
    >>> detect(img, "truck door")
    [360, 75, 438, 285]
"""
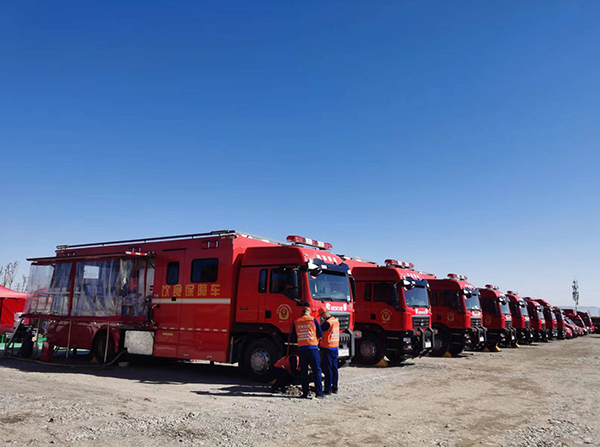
[152, 249, 186, 357]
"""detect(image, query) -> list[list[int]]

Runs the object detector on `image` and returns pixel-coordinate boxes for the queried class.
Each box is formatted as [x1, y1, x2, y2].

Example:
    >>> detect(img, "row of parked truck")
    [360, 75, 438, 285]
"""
[12, 230, 597, 381]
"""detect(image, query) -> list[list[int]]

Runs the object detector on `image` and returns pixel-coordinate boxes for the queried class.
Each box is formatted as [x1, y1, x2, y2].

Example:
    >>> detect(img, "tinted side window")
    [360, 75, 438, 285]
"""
[373, 283, 396, 304]
[190, 258, 219, 283]
[481, 299, 497, 315]
[166, 262, 179, 285]
[258, 269, 268, 293]
[429, 291, 438, 306]
[364, 283, 372, 301]
[270, 269, 287, 294]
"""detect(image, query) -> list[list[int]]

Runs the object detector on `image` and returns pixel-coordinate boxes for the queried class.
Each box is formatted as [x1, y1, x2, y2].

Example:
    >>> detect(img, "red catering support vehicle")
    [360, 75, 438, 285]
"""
[535, 299, 558, 340]
[552, 306, 567, 339]
[524, 298, 548, 342]
[341, 257, 435, 365]
[478, 285, 517, 350]
[428, 273, 487, 357]
[23, 230, 357, 381]
[505, 291, 534, 345]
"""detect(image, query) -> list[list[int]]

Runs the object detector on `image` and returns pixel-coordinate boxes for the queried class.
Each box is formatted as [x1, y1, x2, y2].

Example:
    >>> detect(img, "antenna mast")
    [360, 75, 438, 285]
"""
[572, 279, 579, 312]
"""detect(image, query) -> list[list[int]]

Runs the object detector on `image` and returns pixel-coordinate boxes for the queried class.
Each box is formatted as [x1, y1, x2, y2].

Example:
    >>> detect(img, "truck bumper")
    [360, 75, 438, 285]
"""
[385, 328, 435, 358]
[339, 329, 358, 360]
[464, 326, 487, 350]
[517, 327, 535, 344]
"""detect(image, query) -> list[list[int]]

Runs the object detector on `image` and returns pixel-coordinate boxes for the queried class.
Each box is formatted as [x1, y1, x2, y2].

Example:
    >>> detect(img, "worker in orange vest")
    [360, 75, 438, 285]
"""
[319, 308, 340, 395]
[292, 307, 324, 398]
[271, 354, 300, 393]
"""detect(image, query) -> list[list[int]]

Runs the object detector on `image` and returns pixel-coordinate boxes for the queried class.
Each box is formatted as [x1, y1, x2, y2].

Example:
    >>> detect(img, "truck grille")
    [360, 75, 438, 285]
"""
[412, 316, 430, 329]
[471, 317, 482, 328]
[504, 320, 512, 329]
[330, 312, 350, 330]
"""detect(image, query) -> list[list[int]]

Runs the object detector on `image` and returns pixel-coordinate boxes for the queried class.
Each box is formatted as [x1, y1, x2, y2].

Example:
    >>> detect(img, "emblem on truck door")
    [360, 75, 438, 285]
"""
[381, 309, 392, 323]
[277, 304, 292, 321]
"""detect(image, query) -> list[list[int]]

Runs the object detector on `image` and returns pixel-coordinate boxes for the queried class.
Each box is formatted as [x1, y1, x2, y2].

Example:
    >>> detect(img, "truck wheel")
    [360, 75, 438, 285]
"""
[92, 331, 116, 364]
[242, 338, 281, 383]
[354, 332, 385, 365]
[448, 344, 464, 357]
[430, 330, 449, 357]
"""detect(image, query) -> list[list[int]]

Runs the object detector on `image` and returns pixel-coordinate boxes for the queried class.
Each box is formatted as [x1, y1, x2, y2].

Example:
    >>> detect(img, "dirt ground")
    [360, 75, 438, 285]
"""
[1, 335, 599, 447]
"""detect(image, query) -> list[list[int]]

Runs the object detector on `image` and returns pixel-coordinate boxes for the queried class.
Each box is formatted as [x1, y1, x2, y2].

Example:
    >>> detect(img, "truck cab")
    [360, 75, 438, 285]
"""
[428, 274, 486, 356]
[535, 299, 558, 340]
[524, 298, 548, 342]
[478, 285, 517, 350]
[506, 291, 534, 344]
[344, 257, 435, 365]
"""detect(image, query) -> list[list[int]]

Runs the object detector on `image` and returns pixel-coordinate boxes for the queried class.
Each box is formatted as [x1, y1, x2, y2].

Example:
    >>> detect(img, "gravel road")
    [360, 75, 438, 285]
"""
[1, 335, 599, 446]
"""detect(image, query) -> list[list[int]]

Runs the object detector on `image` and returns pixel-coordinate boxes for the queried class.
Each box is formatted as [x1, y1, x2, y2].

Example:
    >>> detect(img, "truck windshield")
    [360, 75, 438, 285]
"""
[308, 271, 351, 302]
[403, 280, 429, 308]
[464, 289, 481, 311]
[500, 299, 511, 315]
[537, 309, 544, 319]
[520, 305, 529, 318]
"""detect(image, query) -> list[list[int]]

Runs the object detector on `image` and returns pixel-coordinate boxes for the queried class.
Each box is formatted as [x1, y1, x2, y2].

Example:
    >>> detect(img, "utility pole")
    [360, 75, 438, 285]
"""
[572, 279, 579, 312]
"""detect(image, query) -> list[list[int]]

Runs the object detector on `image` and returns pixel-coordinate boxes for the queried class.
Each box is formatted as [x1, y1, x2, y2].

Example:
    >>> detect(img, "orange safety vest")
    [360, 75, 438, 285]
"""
[320, 316, 340, 349]
[294, 314, 319, 347]
[274, 355, 299, 375]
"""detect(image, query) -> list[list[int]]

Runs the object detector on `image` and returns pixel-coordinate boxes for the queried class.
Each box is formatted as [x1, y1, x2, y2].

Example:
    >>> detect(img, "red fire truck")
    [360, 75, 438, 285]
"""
[478, 285, 517, 350]
[524, 298, 548, 342]
[505, 291, 534, 344]
[535, 299, 558, 340]
[23, 230, 357, 381]
[552, 306, 566, 339]
[341, 257, 435, 365]
[428, 274, 486, 356]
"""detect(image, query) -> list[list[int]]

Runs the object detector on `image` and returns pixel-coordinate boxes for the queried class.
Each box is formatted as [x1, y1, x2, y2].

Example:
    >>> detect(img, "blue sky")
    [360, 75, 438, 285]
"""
[1, 1, 599, 306]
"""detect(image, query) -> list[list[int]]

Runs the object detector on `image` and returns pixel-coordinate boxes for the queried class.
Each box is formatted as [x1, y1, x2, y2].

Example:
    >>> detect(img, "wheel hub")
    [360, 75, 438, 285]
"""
[359, 340, 377, 359]
[250, 349, 270, 375]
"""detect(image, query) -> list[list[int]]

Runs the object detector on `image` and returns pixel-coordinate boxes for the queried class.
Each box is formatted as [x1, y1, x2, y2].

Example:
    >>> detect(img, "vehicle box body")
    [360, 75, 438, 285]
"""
[24, 231, 357, 379]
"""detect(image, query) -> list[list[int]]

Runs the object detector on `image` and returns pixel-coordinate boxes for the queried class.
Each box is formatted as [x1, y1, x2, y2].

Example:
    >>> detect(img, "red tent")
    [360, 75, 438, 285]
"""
[0, 285, 29, 335]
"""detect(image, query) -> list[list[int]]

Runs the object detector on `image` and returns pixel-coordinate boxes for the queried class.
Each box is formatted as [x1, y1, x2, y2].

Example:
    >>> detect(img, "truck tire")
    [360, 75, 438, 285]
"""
[242, 337, 281, 383]
[92, 331, 116, 364]
[430, 329, 450, 357]
[353, 332, 385, 365]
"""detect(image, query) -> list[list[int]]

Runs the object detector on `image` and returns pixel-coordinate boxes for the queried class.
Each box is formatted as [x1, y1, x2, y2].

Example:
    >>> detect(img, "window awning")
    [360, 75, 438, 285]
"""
[27, 251, 153, 264]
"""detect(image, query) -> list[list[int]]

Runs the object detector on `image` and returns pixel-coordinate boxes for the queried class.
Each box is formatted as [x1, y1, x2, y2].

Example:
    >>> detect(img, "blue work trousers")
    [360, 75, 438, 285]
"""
[299, 348, 322, 397]
[321, 347, 338, 392]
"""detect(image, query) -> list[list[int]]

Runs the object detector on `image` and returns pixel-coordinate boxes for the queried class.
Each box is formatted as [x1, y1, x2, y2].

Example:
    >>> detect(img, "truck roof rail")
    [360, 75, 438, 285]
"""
[55, 230, 287, 250]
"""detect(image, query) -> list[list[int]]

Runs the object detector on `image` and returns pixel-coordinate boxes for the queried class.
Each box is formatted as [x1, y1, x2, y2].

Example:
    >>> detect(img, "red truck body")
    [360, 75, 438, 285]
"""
[524, 298, 548, 342]
[428, 274, 487, 356]
[23, 230, 357, 380]
[551, 306, 567, 339]
[535, 299, 558, 340]
[342, 257, 435, 364]
[505, 291, 534, 344]
[478, 285, 517, 349]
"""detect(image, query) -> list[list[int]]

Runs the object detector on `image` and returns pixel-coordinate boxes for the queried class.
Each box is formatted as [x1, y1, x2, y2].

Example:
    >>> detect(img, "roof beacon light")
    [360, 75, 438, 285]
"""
[384, 259, 415, 269]
[125, 250, 148, 256]
[448, 273, 468, 281]
[485, 284, 499, 290]
[286, 235, 333, 251]
[506, 290, 517, 296]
